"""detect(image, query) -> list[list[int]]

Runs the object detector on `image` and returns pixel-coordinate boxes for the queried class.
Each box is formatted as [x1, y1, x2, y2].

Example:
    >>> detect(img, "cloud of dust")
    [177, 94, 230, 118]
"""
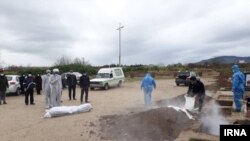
[201, 100, 229, 136]
[155, 95, 186, 109]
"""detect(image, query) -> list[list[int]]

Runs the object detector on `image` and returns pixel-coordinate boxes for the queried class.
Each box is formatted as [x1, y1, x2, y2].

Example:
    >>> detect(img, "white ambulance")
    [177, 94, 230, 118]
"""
[90, 67, 125, 90]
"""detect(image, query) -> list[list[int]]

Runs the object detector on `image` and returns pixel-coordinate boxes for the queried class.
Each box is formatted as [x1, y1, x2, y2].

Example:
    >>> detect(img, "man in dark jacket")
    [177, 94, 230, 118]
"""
[23, 74, 36, 105]
[0, 69, 9, 105]
[79, 72, 90, 103]
[67, 70, 77, 100]
[19, 74, 25, 94]
[35, 74, 42, 95]
[187, 76, 205, 112]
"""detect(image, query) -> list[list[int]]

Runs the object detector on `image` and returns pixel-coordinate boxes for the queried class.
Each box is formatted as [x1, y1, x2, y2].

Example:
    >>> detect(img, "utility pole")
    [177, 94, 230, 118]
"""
[117, 23, 124, 67]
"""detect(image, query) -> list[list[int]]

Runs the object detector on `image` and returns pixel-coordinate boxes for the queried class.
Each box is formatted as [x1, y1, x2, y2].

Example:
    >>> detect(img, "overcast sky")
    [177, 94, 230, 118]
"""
[0, 0, 250, 67]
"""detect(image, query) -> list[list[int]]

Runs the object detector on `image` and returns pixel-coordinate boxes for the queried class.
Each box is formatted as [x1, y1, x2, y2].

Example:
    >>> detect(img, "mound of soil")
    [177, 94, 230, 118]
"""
[100, 107, 195, 141]
[99, 80, 217, 141]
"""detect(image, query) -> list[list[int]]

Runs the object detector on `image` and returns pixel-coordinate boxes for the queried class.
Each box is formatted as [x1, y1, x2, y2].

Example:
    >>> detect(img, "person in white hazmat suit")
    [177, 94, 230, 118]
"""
[42, 69, 52, 109]
[50, 68, 62, 107]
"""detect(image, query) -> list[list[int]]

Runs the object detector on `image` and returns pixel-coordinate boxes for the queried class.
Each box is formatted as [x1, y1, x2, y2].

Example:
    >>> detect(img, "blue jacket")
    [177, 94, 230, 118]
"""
[141, 73, 156, 91]
[232, 65, 245, 93]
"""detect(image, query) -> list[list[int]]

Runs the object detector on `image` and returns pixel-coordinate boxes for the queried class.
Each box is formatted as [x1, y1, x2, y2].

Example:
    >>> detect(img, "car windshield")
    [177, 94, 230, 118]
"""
[96, 73, 110, 78]
[177, 72, 190, 76]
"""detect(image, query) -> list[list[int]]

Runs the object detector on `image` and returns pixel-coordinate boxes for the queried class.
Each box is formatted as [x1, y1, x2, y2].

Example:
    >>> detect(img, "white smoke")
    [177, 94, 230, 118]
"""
[201, 100, 229, 136]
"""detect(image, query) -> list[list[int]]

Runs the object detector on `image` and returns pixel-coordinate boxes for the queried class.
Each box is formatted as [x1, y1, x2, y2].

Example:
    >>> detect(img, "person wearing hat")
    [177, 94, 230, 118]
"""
[42, 69, 52, 109]
[187, 76, 205, 112]
[232, 64, 245, 112]
[0, 69, 9, 105]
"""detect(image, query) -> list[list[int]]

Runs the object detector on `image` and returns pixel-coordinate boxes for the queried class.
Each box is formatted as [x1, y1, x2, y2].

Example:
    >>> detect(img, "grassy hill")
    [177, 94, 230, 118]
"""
[196, 56, 250, 65]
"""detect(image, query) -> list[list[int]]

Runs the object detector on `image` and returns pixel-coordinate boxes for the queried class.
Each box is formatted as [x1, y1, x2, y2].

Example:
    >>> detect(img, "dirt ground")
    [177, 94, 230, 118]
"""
[0, 78, 216, 141]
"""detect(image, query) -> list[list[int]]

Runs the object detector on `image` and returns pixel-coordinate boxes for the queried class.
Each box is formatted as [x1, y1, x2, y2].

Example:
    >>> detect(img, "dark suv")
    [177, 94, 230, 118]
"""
[175, 71, 198, 86]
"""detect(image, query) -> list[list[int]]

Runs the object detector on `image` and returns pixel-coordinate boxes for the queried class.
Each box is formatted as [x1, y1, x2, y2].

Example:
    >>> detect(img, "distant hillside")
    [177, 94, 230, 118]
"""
[196, 56, 250, 65]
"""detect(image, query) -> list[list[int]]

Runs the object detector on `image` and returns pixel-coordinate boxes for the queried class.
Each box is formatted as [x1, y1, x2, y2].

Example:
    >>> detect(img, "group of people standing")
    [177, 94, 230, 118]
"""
[20, 74, 39, 95]
[43, 69, 90, 108]
[0, 70, 38, 105]
[14, 69, 62, 106]
[40, 69, 91, 108]
[43, 68, 62, 108]
[23, 68, 91, 108]
[0, 68, 90, 109]
[64, 70, 90, 103]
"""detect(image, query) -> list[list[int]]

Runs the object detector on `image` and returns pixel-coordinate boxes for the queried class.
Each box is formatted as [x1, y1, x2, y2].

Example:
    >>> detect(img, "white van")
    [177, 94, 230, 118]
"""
[90, 67, 125, 90]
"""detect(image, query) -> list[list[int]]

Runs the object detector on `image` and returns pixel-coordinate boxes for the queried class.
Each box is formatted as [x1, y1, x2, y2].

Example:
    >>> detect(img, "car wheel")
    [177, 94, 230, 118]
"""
[90, 87, 94, 90]
[16, 88, 21, 96]
[176, 83, 179, 86]
[104, 84, 109, 90]
[117, 81, 122, 87]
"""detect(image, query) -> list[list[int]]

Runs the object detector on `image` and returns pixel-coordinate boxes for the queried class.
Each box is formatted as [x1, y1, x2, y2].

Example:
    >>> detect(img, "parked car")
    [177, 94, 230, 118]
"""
[90, 67, 125, 90]
[61, 72, 82, 87]
[175, 71, 199, 86]
[6, 75, 21, 95]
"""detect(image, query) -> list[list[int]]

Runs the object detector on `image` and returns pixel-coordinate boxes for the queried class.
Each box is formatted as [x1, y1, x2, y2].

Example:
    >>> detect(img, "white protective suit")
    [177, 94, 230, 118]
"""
[50, 72, 62, 107]
[42, 72, 51, 108]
